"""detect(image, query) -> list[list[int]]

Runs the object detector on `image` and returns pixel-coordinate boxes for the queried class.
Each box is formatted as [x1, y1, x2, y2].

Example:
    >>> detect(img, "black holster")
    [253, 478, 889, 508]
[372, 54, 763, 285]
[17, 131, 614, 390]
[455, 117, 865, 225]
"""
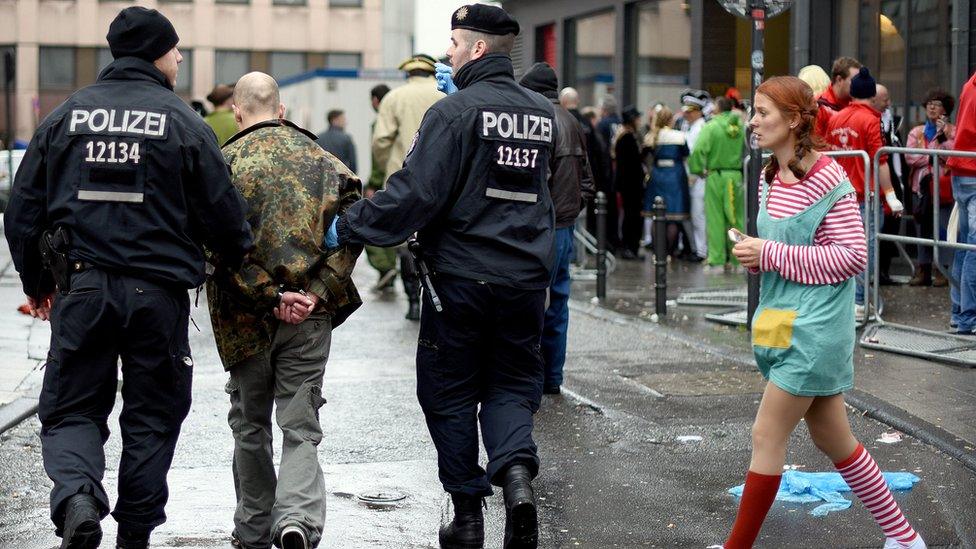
[39, 227, 71, 294]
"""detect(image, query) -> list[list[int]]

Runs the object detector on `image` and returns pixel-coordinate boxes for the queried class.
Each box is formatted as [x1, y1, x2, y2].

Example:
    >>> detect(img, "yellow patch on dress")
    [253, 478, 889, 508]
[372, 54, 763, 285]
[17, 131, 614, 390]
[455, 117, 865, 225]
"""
[752, 308, 797, 349]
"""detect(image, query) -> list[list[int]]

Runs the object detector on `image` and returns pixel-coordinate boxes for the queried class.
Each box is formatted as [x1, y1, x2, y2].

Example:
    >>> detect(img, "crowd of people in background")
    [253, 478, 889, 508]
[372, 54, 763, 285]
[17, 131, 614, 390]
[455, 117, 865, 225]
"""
[553, 54, 976, 332]
[184, 49, 976, 336]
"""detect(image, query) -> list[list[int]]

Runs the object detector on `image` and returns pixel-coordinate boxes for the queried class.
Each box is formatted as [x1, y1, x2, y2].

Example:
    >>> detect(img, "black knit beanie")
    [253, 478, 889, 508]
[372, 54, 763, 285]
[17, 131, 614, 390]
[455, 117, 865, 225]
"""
[107, 7, 179, 62]
[519, 62, 558, 99]
[850, 67, 877, 100]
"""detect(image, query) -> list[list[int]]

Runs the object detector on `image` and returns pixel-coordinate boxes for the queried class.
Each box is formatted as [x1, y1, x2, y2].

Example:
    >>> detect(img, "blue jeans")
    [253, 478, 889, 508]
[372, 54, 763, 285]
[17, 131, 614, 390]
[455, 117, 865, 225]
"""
[542, 227, 574, 387]
[951, 176, 976, 330]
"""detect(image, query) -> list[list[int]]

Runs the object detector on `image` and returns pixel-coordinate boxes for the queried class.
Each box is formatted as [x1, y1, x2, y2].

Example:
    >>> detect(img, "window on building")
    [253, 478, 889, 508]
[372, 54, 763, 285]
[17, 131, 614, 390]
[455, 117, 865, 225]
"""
[326, 52, 362, 69]
[270, 52, 307, 81]
[216, 0, 250, 4]
[1, 45, 14, 142]
[216, 50, 251, 87]
[330, 0, 363, 6]
[174, 49, 193, 93]
[97, 48, 114, 76]
[630, 0, 691, 111]
[535, 24, 556, 69]
[565, 10, 615, 106]
[856, 0, 953, 126]
[274, 0, 307, 5]
[876, 1, 906, 116]
[971, 3, 976, 75]
[907, 0, 952, 118]
[39, 47, 75, 89]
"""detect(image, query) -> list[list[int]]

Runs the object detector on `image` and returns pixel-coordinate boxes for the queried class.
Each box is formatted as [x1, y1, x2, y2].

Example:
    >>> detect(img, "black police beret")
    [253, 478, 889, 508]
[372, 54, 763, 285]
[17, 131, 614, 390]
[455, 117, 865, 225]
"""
[107, 7, 179, 62]
[451, 4, 520, 36]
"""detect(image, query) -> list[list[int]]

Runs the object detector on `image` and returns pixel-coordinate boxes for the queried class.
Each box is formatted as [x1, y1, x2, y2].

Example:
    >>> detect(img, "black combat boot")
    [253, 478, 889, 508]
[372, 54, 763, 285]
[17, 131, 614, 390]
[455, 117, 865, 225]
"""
[438, 493, 484, 549]
[502, 464, 538, 549]
[116, 525, 150, 549]
[60, 494, 102, 549]
[406, 297, 421, 321]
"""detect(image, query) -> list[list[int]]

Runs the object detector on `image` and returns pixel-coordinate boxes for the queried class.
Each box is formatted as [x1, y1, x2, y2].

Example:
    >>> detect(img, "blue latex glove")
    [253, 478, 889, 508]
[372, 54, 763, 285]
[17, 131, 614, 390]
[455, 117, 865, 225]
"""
[324, 218, 339, 249]
[435, 62, 458, 95]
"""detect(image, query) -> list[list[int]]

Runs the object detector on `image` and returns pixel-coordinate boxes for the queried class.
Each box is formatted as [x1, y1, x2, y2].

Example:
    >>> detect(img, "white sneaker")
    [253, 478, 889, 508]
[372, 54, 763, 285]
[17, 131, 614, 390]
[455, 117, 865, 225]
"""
[280, 525, 310, 549]
[884, 535, 926, 549]
[705, 545, 725, 549]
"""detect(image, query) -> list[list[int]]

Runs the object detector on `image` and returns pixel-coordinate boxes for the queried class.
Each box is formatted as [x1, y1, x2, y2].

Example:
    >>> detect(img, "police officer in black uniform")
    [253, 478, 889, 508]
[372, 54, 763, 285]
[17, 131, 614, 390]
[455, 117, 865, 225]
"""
[3, 8, 252, 549]
[332, 5, 553, 548]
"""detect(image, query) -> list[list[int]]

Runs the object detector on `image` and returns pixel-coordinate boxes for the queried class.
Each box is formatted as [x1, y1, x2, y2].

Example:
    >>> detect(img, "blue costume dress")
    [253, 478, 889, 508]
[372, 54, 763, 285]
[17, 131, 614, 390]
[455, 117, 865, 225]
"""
[644, 128, 690, 219]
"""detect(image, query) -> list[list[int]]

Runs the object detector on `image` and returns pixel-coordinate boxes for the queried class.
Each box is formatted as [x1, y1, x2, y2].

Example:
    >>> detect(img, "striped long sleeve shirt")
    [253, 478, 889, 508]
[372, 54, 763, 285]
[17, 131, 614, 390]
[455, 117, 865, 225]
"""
[758, 155, 868, 285]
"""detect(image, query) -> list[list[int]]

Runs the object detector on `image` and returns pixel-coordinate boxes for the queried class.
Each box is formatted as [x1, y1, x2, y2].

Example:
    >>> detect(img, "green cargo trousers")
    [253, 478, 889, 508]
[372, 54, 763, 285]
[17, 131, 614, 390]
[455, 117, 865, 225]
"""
[225, 313, 332, 548]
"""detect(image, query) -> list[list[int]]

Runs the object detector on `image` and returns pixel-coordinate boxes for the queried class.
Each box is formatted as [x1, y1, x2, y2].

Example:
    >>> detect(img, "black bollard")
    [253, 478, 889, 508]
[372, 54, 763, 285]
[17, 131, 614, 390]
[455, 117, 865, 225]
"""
[595, 191, 607, 301]
[653, 196, 667, 317]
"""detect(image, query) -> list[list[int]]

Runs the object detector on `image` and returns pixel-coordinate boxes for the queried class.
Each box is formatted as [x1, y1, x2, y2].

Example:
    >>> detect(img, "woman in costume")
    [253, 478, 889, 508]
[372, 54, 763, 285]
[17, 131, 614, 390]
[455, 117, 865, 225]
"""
[715, 76, 925, 549]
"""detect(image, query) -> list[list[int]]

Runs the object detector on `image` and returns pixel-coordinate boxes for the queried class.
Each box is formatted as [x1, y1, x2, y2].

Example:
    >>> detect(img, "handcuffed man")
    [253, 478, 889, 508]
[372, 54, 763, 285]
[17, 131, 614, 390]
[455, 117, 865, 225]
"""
[207, 72, 362, 549]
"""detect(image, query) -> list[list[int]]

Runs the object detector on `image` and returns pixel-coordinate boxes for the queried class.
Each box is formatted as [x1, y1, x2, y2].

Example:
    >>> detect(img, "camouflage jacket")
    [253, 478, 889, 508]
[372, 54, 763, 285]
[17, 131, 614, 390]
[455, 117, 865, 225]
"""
[207, 119, 363, 369]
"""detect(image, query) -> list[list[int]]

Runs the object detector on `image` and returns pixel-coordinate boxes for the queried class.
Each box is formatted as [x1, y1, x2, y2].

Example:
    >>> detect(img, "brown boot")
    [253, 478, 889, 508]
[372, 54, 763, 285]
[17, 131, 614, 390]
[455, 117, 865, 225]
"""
[933, 268, 949, 287]
[909, 264, 932, 286]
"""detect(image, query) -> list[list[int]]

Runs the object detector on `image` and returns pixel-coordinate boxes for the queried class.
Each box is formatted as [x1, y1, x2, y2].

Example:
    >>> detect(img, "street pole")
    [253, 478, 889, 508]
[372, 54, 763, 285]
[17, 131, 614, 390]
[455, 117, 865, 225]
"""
[595, 191, 608, 302]
[653, 196, 668, 317]
[3, 50, 13, 208]
[746, 2, 765, 329]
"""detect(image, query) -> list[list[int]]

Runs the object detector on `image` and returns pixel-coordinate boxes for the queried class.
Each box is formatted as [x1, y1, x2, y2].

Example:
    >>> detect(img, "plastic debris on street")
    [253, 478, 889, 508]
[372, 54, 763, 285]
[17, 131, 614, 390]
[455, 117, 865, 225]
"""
[728, 470, 921, 516]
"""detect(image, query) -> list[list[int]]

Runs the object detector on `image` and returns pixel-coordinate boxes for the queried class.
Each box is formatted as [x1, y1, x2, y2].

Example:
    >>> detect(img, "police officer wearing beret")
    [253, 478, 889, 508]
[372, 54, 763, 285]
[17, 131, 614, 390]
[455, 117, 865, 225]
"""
[331, 4, 552, 548]
[3, 7, 252, 549]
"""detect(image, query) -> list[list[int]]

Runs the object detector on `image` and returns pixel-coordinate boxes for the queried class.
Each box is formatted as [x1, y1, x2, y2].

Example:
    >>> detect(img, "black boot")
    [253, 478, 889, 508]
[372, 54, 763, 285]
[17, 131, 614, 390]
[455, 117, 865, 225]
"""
[502, 464, 538, 549]
[438, 494, 484, 549]
[116, 526, 150, 549]
[406, 297, 421, 321]
[60, 494, 102, 549]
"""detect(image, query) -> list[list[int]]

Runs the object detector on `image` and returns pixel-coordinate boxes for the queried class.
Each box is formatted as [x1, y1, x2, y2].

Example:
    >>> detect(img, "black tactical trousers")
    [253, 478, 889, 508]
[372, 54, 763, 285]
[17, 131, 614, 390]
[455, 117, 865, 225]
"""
[38, 269, 192, 535]
[416, 274, 545, 497]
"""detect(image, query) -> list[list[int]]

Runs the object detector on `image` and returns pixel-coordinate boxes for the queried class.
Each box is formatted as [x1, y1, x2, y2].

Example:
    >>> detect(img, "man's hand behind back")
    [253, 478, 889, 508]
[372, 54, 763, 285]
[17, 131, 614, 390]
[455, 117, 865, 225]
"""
[274, 291, 320, 325]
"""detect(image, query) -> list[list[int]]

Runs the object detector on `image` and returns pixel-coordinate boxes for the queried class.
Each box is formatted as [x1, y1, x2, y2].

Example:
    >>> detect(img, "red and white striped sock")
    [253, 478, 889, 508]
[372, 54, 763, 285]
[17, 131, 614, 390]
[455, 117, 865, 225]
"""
[835, 444, 918, 545]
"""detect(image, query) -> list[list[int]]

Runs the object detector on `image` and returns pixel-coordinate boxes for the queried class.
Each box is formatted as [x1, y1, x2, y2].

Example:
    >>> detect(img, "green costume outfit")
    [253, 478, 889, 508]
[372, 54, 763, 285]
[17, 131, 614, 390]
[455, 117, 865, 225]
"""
[204, 108, 238, 146]
[752, 179, 856, 396]
[688, 111, 745, 266]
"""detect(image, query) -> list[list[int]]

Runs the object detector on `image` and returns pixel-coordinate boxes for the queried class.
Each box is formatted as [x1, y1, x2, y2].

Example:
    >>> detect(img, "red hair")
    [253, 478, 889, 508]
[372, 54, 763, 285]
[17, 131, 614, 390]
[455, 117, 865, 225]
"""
[755, 76, 822, 183]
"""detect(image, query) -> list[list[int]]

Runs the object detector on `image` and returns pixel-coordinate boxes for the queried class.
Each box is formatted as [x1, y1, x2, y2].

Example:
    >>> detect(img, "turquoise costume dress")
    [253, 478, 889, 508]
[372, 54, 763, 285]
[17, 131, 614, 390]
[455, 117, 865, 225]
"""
[752, 178, 857, 396]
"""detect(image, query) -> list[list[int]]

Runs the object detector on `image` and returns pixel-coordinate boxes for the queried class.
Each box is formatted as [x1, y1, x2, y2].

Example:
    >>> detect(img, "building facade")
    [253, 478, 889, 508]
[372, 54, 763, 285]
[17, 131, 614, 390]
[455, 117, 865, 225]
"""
[0, 0, 414, 142]
[503, 0, 969, 131]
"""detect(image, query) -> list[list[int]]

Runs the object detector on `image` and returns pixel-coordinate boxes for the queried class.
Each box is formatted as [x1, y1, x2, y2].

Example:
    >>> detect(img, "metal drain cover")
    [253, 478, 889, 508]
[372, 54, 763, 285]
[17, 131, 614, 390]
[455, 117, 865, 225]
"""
[357, 491, 407, 504]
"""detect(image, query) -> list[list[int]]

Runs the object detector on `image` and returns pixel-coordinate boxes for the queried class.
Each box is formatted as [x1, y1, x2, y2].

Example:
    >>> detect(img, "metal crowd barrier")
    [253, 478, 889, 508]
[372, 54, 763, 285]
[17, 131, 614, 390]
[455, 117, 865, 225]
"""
[864, 147, 976, 366]
[572, 213, 616, 281]
[822, 150, 874, 321]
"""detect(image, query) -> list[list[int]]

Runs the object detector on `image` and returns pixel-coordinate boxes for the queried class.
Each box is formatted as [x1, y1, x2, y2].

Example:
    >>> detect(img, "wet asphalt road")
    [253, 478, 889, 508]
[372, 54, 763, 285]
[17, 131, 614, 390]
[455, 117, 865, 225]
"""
[1, 264, 975, 548]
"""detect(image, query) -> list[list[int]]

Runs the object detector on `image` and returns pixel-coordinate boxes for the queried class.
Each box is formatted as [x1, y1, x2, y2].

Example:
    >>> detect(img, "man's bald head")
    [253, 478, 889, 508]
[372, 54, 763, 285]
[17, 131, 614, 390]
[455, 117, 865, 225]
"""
[233, 72, 283, 128]
[559, 87, 580, 109]
[873, 83, 891, 112]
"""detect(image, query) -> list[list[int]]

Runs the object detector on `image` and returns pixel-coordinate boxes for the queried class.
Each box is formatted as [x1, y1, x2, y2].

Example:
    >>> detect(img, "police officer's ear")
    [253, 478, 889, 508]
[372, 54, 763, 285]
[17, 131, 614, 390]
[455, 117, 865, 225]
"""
[277, 103, 286, 120]
[233, 104, 244, 130]
[471, 38, 488, 61]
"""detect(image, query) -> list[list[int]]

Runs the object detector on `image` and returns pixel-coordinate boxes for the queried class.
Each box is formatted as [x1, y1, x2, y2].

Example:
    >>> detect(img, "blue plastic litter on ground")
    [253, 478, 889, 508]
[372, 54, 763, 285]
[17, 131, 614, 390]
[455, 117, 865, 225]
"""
[729, 470, 921, 516]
